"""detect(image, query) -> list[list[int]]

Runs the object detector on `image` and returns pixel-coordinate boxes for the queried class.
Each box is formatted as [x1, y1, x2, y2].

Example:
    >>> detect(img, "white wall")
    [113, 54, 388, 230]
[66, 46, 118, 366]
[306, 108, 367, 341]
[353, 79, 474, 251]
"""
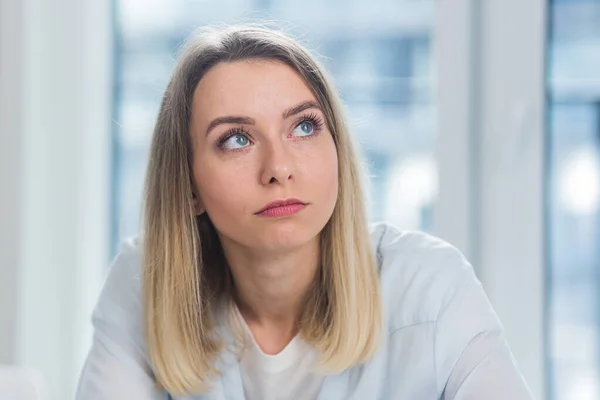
[478, 1, 547, 398]
[436, 1, 547, 398]
[0, 0, 24, 366]
[0, 0, 113, 398]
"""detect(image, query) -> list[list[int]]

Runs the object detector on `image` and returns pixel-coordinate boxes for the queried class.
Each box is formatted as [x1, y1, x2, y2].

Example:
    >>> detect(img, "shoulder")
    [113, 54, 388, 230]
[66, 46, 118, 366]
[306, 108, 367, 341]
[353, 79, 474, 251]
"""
[369, 222, 480, 332]
[92, 236, 144, 338]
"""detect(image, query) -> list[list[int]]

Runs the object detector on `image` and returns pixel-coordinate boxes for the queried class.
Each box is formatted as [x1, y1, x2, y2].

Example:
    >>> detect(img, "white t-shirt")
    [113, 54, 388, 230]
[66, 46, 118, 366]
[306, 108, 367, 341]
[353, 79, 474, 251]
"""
[232, 305, 326, 400]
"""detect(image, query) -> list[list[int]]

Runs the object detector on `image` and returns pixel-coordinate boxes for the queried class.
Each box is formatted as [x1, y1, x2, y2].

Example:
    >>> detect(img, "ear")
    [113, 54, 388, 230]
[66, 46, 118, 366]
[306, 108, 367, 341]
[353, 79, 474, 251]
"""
[192, 192, 205, 216]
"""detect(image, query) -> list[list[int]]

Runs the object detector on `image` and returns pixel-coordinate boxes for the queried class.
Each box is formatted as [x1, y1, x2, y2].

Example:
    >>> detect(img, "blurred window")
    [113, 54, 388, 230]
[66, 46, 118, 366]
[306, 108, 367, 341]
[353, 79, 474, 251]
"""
[547, 0, 600, 399]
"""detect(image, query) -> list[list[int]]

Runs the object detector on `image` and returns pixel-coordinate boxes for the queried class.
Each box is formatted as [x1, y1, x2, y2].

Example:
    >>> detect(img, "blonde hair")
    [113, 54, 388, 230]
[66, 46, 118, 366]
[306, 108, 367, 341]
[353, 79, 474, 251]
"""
[142, 24, 382, 396]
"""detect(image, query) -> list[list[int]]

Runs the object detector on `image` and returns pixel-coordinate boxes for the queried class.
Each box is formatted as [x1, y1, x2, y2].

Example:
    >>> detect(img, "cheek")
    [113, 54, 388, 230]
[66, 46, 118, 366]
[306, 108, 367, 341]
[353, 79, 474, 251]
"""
[324, 146, 339, 202]
[303, 137, 339, 202]
[194, 157, 255, 215]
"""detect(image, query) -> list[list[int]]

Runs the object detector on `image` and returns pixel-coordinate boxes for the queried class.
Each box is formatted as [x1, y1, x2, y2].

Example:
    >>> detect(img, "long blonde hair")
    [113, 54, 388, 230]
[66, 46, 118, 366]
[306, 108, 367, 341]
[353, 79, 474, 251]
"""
[142, 24, 382, 396]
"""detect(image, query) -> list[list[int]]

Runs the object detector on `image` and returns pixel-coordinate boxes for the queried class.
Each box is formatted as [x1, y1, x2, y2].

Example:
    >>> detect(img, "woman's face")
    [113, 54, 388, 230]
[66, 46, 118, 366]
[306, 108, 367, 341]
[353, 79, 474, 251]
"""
[190, 60, 339, 252]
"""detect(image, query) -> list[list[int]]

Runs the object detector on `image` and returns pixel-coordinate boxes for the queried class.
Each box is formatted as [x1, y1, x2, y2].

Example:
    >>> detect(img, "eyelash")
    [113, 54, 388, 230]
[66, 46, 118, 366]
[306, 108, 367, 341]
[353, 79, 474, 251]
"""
[297, 113, 325, 137]
[216, 113, 325, 150]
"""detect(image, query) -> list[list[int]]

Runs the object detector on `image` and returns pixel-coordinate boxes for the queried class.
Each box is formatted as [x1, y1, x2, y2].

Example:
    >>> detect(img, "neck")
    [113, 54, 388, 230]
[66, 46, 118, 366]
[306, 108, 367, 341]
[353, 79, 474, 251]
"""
[219, 235, 320, 353]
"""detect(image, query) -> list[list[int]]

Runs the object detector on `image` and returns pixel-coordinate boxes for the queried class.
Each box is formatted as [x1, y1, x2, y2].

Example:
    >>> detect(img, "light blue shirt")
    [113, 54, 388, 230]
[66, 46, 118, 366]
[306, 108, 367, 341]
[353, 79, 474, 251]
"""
[76, 223, 534, 399]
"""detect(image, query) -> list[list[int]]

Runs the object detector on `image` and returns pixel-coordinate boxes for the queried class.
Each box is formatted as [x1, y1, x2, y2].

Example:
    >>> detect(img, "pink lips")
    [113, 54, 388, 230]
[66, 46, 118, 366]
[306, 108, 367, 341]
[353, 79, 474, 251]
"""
[255, 198, 307, 217]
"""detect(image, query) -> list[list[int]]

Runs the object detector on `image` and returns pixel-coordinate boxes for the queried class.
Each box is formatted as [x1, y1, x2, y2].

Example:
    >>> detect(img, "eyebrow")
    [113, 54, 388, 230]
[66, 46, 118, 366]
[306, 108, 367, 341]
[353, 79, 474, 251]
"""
[205, 100, 322, 136]
[282, 100, 321, 119]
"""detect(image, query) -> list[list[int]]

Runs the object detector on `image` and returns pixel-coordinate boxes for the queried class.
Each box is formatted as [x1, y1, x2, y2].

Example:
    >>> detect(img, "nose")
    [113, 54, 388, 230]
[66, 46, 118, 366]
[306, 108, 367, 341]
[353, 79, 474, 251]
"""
[260, 141, 295, 186]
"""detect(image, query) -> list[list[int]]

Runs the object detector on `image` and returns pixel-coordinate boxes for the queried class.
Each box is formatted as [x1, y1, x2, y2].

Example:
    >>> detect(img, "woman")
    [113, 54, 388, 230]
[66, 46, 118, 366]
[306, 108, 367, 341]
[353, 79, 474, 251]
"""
[76, 25, 534, 400]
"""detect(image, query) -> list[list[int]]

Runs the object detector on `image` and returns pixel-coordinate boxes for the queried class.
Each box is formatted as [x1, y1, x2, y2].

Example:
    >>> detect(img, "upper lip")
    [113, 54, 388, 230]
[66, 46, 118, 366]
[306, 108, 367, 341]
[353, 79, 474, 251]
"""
[255, 198, 307, 214]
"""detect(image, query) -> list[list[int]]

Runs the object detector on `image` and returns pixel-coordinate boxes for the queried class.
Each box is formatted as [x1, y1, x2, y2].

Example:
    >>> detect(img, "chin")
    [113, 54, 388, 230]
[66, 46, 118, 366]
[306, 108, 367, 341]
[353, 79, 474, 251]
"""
[253, 219, 322, 252]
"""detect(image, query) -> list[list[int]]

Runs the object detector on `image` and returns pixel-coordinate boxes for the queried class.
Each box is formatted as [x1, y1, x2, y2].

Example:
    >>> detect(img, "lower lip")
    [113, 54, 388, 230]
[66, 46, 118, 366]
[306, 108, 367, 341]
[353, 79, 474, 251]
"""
[257, 203, 306, 217]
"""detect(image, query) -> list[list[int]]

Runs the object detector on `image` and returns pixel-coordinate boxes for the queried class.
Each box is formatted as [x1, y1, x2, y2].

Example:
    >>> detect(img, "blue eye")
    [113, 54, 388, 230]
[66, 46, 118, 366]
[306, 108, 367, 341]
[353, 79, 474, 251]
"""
[222, 134, 250, 149]
[293, 120, 314, 137]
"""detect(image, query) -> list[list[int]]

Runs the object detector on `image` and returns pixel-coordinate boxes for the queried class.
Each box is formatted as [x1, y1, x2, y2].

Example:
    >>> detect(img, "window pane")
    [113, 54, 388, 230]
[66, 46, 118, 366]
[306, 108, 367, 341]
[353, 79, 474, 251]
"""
[547, 1, 600, 399]
[113, 1, 437, 252]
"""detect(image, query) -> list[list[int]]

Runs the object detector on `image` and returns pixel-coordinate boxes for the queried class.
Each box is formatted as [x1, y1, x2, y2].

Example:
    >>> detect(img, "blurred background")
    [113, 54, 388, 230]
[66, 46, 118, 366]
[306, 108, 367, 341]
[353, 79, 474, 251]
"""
[0, 0, 598, 398]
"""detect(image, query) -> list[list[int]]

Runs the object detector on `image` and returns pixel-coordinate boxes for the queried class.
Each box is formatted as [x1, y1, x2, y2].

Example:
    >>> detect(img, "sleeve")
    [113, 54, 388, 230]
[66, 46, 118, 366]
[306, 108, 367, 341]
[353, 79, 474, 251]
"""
[435, 259, 535, 400]
[75, 239, 168, 400]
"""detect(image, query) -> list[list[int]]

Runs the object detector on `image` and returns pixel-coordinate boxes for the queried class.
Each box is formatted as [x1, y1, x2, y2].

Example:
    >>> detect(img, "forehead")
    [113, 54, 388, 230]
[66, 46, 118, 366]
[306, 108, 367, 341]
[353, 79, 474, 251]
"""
[192, 60, 317, 119]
